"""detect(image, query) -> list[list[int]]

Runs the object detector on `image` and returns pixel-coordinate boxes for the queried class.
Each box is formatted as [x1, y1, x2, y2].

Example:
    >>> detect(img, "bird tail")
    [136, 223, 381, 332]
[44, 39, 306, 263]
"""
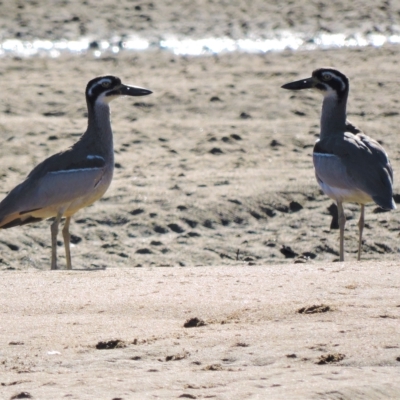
[373, 195, 396, 211]
[0, 212, 44, 229]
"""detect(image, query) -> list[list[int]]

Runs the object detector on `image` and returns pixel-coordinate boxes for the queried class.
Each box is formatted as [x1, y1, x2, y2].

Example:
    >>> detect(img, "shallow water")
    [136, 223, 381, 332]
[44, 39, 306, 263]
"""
[1, 31, 399, 58]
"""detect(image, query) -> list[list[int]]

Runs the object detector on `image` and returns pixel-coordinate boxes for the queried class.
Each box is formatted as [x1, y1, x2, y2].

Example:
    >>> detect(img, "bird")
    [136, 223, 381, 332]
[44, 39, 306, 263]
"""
[0, 75, 152, 270]
[281, 68, 395, 261]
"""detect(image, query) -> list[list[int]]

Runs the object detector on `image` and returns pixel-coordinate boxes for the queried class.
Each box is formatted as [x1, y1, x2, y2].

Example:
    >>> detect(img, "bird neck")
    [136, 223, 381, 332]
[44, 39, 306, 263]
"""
[319, 91, 348, 140]
[84, 99, 114, 160]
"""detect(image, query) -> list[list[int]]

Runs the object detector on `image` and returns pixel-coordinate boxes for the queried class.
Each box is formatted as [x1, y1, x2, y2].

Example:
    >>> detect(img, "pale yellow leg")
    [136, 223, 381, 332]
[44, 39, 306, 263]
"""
[50, 211, 64, 270]
[62, 216, 72, 270]
[357, 204, 365, 261]
[337, 201, 346, 262]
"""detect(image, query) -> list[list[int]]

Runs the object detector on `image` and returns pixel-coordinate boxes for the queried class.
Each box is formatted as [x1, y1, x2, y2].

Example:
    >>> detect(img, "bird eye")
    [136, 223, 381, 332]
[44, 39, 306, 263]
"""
[102, 81, 111, 88]
[322, 73, 332, 81]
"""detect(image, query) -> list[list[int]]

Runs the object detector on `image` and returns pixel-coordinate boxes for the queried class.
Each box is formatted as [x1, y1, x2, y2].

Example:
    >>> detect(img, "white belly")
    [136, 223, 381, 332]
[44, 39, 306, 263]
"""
[317, 180, 372, 204]
[313, 152, 373, 204]
[28, 165, 114, 219]
[64, 167, 113, 216]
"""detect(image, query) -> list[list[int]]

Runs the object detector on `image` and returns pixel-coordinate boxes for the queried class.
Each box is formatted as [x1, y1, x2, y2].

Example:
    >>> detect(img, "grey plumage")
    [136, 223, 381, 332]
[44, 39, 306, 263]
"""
[0, 75, 152, 269]
[282, 67, 395, 261]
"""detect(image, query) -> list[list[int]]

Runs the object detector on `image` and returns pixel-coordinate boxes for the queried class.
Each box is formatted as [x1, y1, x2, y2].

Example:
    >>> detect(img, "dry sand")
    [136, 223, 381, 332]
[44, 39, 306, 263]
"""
[1, 263, 400, 399]
[0, 1, 400, 399]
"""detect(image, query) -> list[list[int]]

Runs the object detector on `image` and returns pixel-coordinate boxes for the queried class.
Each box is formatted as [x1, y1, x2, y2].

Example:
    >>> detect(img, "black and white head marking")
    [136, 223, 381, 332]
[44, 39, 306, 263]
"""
[85, 75, 122, 105]
[312, 68, 349, 98]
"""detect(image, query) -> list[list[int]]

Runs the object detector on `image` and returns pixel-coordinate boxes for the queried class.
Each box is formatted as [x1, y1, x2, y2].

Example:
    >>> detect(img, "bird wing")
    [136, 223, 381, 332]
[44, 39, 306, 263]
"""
[345, 120, 362, 134]
[334, 132, 395, 209]
[0, 150, 107, 227]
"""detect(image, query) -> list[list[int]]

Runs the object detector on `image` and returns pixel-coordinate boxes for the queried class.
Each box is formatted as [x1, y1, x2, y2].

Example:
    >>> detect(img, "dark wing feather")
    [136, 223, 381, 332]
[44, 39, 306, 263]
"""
[0, 149, 106, 227]
[335, 132, 395, 209]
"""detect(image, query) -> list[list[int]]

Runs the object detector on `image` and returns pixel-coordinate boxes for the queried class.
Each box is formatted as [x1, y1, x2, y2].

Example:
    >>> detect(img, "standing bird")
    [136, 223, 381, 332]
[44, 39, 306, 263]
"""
[281, 68, 395, 261]
[0, 75, 152, 269]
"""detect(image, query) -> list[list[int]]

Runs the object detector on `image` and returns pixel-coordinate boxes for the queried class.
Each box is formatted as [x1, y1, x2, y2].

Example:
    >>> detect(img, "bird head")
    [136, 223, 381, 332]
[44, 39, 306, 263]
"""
[281, 68, 349, 100]
[86, 75, 152, 105]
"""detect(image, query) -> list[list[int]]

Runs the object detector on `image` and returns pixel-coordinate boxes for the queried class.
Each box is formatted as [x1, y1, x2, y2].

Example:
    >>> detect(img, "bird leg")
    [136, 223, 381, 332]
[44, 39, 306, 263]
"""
[62, 216, 72, 270]
[50, 210, 64, 270]
[357, 204, 365, 261]
[337, 201, 346, 262]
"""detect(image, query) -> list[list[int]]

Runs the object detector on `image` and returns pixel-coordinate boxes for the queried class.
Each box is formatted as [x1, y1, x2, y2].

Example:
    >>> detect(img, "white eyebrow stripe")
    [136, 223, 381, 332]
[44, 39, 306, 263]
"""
[336, 76, 346, 91]
[87, 78, 112, 97]
[329, 74, 346, 92]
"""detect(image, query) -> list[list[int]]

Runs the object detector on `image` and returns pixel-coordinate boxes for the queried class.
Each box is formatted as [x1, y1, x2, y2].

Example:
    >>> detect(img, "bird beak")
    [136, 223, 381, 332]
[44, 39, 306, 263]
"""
[118, 84, 153, 96]
[281, 77, 315, 90]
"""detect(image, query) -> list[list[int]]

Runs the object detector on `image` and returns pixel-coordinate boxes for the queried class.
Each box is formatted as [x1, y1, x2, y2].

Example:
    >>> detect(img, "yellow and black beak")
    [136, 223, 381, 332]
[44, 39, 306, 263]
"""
[107, 84, 152, 97]
[117, 84, 152, 96]
[281, 77, 315, 91]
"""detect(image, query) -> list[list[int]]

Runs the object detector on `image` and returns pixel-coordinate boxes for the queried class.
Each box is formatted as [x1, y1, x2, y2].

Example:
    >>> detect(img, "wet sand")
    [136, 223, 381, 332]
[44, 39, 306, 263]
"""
[1, 1, 400, 399]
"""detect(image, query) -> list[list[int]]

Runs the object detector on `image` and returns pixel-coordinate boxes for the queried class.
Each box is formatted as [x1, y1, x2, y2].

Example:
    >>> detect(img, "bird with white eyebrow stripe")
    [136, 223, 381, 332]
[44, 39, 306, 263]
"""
[0, 75, 152, 270]
[282, 68, 395, 262]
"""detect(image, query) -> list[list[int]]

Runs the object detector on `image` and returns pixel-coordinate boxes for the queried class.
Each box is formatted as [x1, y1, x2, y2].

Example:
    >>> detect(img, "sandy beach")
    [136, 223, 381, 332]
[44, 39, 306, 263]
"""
[1, 263, 400, 399]
[0, 1, 400, 399]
